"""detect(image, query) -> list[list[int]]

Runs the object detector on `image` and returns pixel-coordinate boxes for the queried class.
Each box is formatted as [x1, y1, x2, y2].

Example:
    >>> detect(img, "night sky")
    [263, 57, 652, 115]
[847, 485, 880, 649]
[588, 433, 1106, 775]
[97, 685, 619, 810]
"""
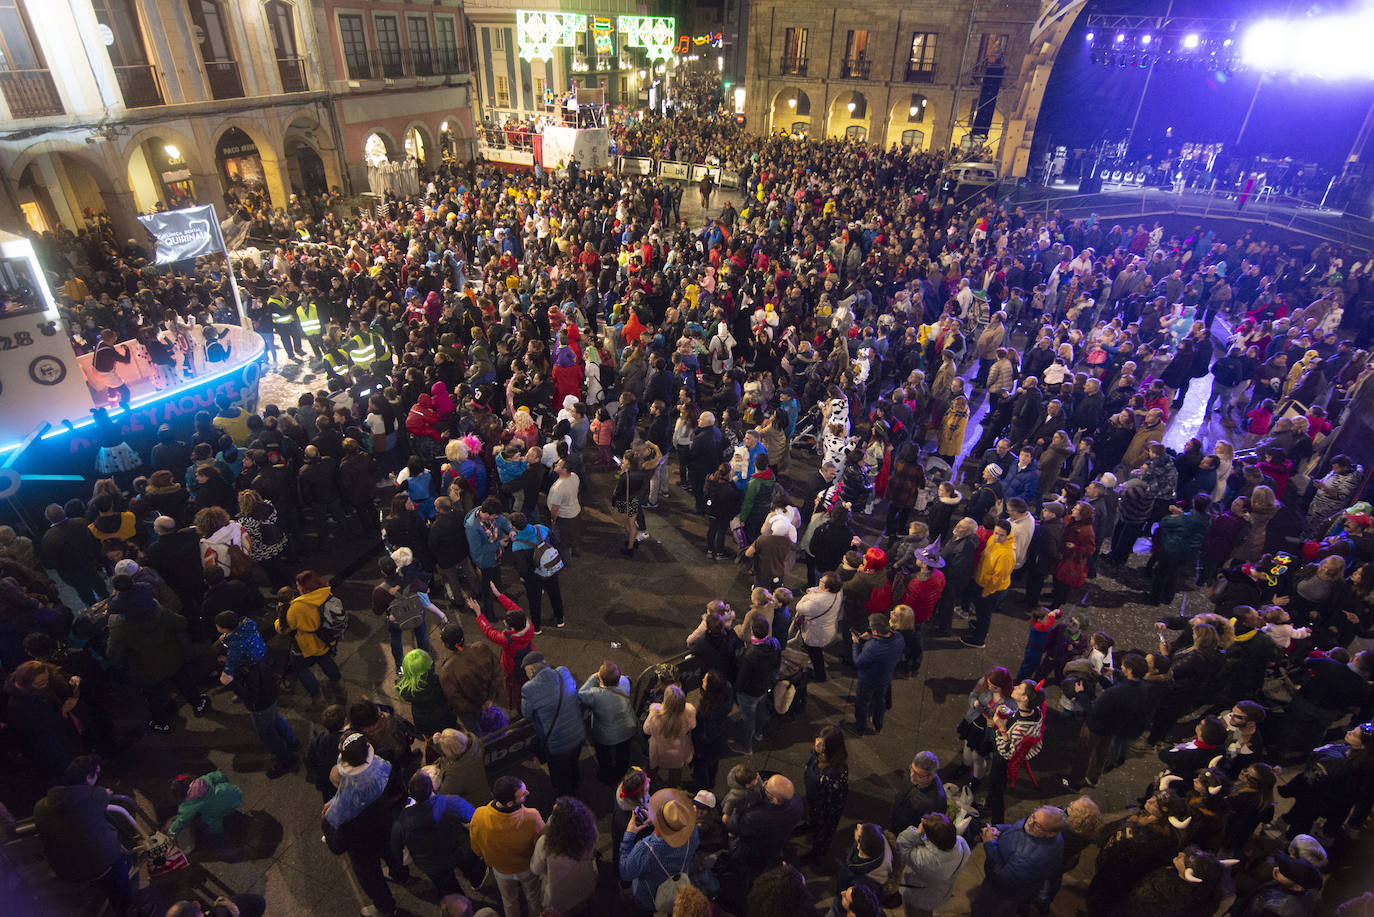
[1035, 0, 1374, 169]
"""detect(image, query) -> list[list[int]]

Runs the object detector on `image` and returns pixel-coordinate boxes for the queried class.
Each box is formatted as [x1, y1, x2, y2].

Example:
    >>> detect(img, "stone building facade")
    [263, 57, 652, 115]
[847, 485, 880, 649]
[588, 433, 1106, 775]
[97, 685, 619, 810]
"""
[742, 0, 1085, 176]
[0, 0, 473, 239]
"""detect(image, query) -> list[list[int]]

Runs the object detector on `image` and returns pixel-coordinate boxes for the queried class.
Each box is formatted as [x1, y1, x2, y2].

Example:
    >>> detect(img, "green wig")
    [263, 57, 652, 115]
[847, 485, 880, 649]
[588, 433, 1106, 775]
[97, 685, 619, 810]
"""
[397, 648, 433, 696]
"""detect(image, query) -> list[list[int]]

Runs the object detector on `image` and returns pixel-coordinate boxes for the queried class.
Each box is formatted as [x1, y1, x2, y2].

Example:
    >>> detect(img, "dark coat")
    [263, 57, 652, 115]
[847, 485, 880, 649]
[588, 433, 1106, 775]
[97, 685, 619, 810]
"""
[885, 446, 926, 509]
[688, 425, 725, 477]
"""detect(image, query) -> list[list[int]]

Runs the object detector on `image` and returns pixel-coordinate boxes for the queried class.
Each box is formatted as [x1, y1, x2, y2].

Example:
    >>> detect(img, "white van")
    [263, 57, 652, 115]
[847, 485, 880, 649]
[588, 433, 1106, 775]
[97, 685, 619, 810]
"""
[948, 162, 999, 185]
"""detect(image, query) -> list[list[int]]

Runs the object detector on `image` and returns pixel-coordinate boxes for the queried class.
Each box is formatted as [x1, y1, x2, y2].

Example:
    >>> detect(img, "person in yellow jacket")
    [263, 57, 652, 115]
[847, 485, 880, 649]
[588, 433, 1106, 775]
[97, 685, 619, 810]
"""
[469, 775, 545, 917]
[274, 570, 344, 700]
[963, 519, 1015, 649]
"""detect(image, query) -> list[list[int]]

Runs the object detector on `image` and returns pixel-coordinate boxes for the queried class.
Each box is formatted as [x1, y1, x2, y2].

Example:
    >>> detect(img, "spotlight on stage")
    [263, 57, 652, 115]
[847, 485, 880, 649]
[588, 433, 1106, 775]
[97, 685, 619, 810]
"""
[1243, 13, 1374, 78]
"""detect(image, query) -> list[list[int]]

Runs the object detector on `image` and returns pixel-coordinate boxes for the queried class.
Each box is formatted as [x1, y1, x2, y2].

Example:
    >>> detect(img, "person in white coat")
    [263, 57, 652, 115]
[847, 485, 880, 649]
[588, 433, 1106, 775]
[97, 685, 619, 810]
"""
[896, 812, 972, 917]
[793, 573, 843, 683]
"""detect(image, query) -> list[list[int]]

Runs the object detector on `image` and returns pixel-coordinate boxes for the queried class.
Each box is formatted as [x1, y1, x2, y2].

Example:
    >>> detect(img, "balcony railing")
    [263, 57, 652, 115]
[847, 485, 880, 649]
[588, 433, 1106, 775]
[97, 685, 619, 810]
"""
[839, 57, 870, 80]
[779, 55, 807, 76]
[364, 47, 466, 80]
[276, 56, 308, 92]
[437, 47, 469, 74]
[204, 59, 244, 99]
[0, 68, 63, 117]
[905, 64, 936, 83]
[114, 63, 164, 107]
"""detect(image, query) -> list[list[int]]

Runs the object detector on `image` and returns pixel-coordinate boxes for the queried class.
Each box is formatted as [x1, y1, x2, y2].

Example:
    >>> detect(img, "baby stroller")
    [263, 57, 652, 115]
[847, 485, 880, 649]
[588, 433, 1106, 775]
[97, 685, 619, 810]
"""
[790, 404, 823, 456]
[770, 645, 812, 720]
[915, 454, 953, 515]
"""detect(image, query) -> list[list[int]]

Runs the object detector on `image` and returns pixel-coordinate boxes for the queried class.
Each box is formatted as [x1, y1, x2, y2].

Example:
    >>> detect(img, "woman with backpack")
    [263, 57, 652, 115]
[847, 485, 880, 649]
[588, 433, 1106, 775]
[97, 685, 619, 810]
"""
[373, 553, 448, 679]
[275, 570, 345, 702]
[509, 512, 565, 633]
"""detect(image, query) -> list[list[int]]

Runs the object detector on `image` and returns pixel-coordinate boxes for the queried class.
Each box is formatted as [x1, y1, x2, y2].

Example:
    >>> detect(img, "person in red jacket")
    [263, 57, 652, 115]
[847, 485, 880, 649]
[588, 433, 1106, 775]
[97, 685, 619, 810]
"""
[469, 584, 535, 709]
[896, 541, 946, 675]
[406, 394, 443, 443]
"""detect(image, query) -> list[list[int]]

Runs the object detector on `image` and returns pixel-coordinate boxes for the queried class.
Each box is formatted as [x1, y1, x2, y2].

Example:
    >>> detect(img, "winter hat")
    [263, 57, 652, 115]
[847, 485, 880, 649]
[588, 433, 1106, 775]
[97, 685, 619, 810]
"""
[433, 728, 470, 758]
[114, 559, 140, 577]
[1273, 853, 1323, 891]
[522, 652, 546, 670]
[863, 547, 888, 571]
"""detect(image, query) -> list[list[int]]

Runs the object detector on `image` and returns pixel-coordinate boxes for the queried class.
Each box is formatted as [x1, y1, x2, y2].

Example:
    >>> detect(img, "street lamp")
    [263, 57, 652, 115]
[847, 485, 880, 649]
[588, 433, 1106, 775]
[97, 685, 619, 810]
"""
[788, 95, 797, 107]
[847, 100, 856, 113]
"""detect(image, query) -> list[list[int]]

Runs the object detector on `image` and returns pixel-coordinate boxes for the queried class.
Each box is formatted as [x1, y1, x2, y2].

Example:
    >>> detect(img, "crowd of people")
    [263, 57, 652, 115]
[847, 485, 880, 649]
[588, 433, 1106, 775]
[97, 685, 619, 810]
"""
[5, 82, 1374, 917]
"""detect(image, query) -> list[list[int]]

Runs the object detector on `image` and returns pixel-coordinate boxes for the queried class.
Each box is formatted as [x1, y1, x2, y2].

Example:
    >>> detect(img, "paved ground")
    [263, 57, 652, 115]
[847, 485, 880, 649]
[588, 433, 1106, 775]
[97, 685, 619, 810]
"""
[7, 197, 1373, 913]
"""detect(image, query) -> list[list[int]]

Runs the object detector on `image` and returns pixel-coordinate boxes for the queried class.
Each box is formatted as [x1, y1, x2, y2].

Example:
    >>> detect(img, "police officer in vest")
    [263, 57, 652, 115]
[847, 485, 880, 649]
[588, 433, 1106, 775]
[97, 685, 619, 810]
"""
[268, 285, 304, 362]
[321, 330, 353, 383]
[295, 292, 325, 359]
[346, 321, 389, 375]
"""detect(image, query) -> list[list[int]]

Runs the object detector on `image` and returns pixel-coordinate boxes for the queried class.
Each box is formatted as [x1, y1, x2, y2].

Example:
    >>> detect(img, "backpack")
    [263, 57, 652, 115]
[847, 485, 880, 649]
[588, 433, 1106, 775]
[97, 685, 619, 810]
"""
[315, 595, 348, 649]
[534, 540, 563, 578]
[226, 543, 255, 580]
[516, 526, 564, 578]
[388, 591, 428, 629]
[648, 841, 696, 913]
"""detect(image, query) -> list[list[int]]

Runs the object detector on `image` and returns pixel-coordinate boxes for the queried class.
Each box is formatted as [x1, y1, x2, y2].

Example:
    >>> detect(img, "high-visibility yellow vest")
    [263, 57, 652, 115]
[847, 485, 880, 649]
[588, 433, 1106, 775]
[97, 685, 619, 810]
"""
[323, 349, 351, 375]
[348, 334, 375, 364]
[296, 302, 321, 336]
[269, 296, 295, 325]
[371, 332, 391, 363]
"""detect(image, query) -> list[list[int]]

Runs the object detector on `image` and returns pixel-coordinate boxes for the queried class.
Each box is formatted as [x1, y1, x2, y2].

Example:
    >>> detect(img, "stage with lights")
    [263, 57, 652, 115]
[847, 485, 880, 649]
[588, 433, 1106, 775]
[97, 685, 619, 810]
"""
[0, 230, 265, 516]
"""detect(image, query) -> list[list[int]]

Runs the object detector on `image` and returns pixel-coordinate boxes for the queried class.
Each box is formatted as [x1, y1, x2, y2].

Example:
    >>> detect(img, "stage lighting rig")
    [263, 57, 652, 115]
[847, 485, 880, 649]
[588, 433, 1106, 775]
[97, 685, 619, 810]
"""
[1084, 13, 1242, 72]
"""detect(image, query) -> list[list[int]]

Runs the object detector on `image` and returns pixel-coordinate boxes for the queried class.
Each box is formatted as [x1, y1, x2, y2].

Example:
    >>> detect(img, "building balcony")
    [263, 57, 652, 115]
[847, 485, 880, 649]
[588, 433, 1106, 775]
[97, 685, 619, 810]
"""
[113, 64, 164, 108]
[204, 60, 245, 99]
[0, 68, 63, 117]
[905, 65, 936, 83]
[839, 58, 870, 80]
[345, 47, 467, 82]
[437, 47, 469, 75]
[369, 48, 452, 79]
[276, 57, 308, 92]
[779, 55, 808, 76]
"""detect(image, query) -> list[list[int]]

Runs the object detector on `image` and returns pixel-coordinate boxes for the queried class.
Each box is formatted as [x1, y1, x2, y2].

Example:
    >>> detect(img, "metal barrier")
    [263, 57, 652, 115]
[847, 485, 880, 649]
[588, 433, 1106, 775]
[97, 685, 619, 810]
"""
[482, 716, 540, 773]
[1003, 184, 1374, 249]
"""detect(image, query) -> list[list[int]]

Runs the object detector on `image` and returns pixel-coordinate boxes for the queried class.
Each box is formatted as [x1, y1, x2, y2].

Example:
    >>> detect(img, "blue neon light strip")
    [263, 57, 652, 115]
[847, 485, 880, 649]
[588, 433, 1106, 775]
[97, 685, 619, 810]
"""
[0, 356, 263, 457]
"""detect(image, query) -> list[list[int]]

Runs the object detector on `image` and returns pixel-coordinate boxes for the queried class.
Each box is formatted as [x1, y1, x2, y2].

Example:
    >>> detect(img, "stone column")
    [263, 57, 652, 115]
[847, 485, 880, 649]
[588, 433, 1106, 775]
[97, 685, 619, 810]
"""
[101, 188, 144, 243]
